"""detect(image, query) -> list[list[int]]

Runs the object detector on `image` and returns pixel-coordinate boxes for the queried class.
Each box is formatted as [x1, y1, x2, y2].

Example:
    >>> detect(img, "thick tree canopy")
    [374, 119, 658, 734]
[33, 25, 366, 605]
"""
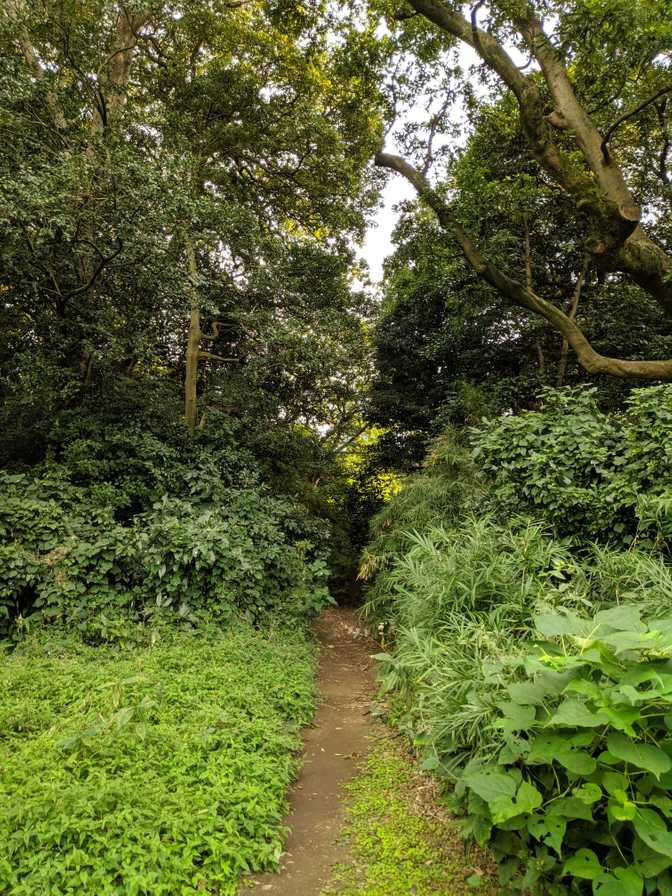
[0, 0, 381, 454]
[372, 0, 672, 379]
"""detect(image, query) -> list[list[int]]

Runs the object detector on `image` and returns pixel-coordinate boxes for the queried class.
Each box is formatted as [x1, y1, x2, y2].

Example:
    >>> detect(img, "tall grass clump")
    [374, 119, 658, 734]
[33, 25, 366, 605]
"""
[370, 515, 591, 768]
[361, 429, 484, 623]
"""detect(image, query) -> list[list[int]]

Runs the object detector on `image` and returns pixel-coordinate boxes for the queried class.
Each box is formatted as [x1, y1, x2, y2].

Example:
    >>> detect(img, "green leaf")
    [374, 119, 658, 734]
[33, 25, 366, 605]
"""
[515, 780, 543, 814]
[496, 701, 536, 731]
[527, 815, 566, 855]
[608, 798, 637, 821]
[527, 733, 596, 774]
[601, 631, 658, 653]
[547, 797, 594, 821]
[633, 833, 672, 874]
[546, 698, 608, 728]
[536, 611, 588, 637]
[595, 605, 645, 633]
[490, 797, 521, 824]
[651, 794, 672, 816]
[633, 808, 672, 858]
[600, 703, 640, 735]
[507, 680, 551, 704]
[562, 848, 602, 880]
[573, 783, 602, 804]
[544, 817, 567, 855]
[593, 867, 643, 896]
[607, 733, 672, 779]
[462, 768, 517, 805]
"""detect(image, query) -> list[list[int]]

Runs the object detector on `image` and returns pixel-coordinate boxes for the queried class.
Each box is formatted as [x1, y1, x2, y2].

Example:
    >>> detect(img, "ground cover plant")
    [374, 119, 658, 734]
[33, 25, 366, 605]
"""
[0, 624, 315, 895]
[322, 736, 497, 896]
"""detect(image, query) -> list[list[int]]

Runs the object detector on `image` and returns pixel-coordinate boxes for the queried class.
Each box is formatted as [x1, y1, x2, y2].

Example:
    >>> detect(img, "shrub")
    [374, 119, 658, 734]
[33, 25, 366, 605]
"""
[0, 465, 331, 638]
[363, 383, 672, 895]
[452, 607, 672, 896]
[473, 383, 672, 548]
[473, 386, 622, 542]
[369, 517, 589, 768]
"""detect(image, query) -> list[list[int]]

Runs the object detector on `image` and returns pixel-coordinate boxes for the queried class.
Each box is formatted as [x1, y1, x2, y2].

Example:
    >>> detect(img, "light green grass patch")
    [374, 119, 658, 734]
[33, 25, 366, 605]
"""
[0, 625, 315, 895]
[324, 738, 497, 896]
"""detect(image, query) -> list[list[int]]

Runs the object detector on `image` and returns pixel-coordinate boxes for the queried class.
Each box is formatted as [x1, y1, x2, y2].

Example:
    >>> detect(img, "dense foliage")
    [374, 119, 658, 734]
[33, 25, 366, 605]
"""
[0, 624, 315, 895]
[458, 607, 672, 896]
[0, 421, 335, 640]
[4, 0, 672, 892]
[475, 385, 672, 547]
[363, 385, 672, 895]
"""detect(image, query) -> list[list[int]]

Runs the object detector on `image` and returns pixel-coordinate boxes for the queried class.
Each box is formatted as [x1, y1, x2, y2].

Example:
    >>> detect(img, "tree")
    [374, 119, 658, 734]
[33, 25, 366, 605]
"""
[372, 0, 672, 379]
[0, 0, 382, 455]
[368, 94, 672, 464]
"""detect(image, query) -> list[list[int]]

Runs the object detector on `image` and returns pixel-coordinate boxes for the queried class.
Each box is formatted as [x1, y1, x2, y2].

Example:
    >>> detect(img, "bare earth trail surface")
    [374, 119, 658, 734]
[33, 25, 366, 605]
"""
[242, 606, 378, 896]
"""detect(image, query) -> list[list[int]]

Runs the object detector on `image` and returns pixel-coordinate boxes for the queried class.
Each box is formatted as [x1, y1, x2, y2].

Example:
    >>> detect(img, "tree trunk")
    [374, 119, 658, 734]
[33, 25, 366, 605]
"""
[184, 240, 201, 433]
[557, 256, 589, 387]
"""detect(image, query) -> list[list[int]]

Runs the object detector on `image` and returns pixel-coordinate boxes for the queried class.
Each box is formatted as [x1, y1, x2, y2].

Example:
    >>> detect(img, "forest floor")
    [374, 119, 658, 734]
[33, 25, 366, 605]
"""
[241, 607, 497, 896]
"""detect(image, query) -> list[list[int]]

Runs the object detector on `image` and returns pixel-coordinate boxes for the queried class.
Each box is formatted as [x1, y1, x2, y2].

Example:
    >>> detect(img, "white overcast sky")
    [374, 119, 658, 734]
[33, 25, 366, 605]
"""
[359, 176, 416, 283]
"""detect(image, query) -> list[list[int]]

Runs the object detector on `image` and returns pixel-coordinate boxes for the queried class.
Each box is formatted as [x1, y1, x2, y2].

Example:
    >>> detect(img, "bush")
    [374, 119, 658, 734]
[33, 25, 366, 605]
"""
[0, 449, 331, 638]
[363, 383, 672, 895]
[453, 606, 672, 896]
[370, 516, 587, 767]
[473, 384, 672, 548]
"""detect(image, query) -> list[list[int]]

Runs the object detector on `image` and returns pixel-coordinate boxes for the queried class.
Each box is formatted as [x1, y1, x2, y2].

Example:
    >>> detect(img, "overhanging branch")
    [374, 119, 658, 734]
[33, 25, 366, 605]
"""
[375, 149, 672, 380]
[601, 85, 672, 164]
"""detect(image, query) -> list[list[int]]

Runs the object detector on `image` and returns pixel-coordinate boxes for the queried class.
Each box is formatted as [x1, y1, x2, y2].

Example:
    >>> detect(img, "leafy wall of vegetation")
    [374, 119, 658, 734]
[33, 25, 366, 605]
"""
[363, 384, 672, 895]
[0, 422, 335, 640]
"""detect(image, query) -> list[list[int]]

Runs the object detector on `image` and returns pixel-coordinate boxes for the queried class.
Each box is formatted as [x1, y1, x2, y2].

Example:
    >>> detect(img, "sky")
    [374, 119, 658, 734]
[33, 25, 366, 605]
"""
[357, 41, 484, 285]
[358, 34, 527, 286]
[359, 176, 416, 283]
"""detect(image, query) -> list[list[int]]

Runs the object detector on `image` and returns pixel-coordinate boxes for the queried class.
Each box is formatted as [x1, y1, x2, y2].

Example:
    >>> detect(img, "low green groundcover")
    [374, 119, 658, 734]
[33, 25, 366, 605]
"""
[0, 625, 315, 895]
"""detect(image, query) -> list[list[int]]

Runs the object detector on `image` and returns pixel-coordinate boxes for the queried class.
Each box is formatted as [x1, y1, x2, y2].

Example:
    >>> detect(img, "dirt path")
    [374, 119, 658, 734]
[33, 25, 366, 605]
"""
[242, 607, 378, 895]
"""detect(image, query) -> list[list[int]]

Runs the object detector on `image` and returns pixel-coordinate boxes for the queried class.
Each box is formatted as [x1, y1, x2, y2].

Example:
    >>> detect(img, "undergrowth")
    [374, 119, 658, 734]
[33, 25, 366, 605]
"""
[362, 385, 672, 894]
[322, 737, 497, 896]
[0, 624, 315, 895]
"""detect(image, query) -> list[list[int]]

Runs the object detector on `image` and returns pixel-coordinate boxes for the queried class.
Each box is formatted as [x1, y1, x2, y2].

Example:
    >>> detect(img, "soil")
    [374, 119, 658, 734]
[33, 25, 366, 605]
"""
[241, 606, 378, 895]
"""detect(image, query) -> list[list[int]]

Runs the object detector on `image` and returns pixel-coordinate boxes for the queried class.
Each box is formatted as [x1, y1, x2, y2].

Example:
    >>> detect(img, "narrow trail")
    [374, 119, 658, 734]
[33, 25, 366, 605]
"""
[243, 606, 378, 895]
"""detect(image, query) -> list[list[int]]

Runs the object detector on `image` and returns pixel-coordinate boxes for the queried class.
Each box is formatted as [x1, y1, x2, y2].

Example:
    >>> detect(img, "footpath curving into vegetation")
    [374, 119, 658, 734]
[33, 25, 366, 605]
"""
[362, 385, 672, 896]
[4, 1, 672, 893]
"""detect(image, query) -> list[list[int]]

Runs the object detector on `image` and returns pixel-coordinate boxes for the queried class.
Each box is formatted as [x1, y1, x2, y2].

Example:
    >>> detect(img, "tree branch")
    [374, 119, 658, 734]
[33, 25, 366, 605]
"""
[198, 351, 236, 363]
[64, 240, 124, 298]
[601, 85, 672, 164]
[557, 254, 589, 386]
[656, 99, 671, 185]
[200, 321, 224, 341]
[375, 149, 672, 380]
[403, 0, 672, 310]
